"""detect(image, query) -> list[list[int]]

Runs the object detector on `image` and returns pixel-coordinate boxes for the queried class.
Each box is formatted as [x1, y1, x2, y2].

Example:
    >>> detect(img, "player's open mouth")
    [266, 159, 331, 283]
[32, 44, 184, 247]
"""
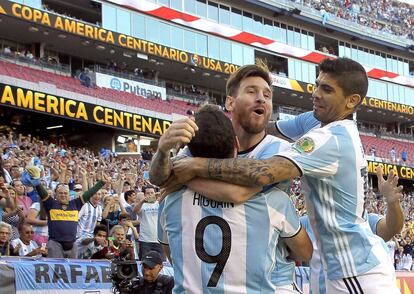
[253, 108, 265, 115]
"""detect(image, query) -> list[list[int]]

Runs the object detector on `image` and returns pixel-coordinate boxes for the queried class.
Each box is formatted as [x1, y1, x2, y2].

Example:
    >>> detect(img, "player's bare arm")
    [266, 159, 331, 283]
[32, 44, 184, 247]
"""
[149, 118, 198, 186]
[172, 155, 301, 187]
[283, 228, 313, 261]
[376, 166, 404, 242]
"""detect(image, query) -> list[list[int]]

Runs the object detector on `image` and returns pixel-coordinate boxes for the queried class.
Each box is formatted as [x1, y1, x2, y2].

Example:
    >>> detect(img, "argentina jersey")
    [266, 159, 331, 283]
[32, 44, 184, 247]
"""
[277, 120, 387, 280]
[158, 187, 300, 294]
[301, 213, 384, 294]
[237, 134, 300, 289]
[276, 111, 320, 141]
[237, 134, 290, 159]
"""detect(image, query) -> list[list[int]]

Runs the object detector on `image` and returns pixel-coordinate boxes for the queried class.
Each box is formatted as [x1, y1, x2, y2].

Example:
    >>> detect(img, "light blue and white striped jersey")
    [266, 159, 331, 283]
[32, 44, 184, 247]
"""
[278, 120, 388, 280]
[76, 201, 102, 239]
[236, 135, 298, 288]
[158, 187, 300, 294]
[301, 213, 384, 293]
[237, 135, 290, 159]
[276, 111, 320, 141]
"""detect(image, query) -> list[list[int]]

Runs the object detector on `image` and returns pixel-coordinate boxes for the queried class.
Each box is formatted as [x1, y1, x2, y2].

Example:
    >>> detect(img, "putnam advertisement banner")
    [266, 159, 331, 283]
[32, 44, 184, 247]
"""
[0, 83, 171, 136]
[13, 259, 112, 294]
[367, 160, 414, 181]
[95, 72, 167, 100]
[0, 0, 239, 75]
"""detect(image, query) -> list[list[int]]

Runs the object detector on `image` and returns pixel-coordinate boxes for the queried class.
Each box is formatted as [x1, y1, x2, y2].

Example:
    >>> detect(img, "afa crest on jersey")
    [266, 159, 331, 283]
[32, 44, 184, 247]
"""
[293, 137, 315, 154]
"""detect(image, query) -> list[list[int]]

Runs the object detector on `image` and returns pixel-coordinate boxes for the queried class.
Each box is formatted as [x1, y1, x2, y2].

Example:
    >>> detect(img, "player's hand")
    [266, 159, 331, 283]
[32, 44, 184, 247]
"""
[158, 118, 198, 153]
[169, 156, 198, 185]
[376, 166, 403, 204]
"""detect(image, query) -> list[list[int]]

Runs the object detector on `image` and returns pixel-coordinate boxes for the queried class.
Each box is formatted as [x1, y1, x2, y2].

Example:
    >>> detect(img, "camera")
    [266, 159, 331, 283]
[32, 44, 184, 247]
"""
[111, 260, 143, 294]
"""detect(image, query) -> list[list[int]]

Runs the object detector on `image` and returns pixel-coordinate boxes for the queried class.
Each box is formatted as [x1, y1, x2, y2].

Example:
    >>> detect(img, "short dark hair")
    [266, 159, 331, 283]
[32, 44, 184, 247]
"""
[319, 58, 368, 100]
[118, 212, 131, 221]
[93, 224, 107, 235]
[188, 105, 236, 159]
[142, 185, 156, 194]
[226, 62, 272, 97]
[124, 190, 135, 202]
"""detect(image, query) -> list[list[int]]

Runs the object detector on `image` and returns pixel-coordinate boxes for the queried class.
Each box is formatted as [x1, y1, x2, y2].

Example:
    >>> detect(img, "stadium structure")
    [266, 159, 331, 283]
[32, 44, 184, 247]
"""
[0, 1, 413, 191]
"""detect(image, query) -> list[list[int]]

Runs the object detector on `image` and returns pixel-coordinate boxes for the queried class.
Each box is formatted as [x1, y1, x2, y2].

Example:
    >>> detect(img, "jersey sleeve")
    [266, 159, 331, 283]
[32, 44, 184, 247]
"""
[177, 146, 192, 157]
[265, 188, 301, 238]
[368, 213, 383, 235]
[157, 200, 169, 245]
[276, 111, 320, 141]
[277, 127, 340, 178]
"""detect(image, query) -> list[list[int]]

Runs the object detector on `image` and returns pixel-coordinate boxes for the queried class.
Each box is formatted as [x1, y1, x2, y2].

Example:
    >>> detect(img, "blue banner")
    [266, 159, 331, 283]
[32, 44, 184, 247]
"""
[12, 258, 112, 293]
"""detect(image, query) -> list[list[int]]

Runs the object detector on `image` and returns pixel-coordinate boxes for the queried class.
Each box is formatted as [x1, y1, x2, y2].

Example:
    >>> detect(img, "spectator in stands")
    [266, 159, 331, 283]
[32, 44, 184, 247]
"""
[0, 157, 12, 184]
[118, 212, 139, 242]
[102, 194, 126, 230]
[11, 179, 33, 216]
[79, 68, 92, 88]
[92, 225, 134, 260]
[390, 147, 397, 163]
[75, 188, 103, 248]
[10, 166, 21, 181]
[11, 223, 47, 257]
[26, 200, 48, 246]
[33, 172, 108, 258]
[77, 224, 108, 259]
[133, 185, 164, 260]
[402, 150, 408, 163]
[0, 221, 15, 256]
[320, 5, 329, 25]
[2, 187, 24, 240]
[3, 46, 12, 56]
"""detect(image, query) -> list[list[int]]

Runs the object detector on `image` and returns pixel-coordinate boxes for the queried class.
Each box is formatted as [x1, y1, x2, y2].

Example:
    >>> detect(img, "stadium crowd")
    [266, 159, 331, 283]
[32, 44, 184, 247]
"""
[0, 130, 164, 262]
[298, 0, 414, 40]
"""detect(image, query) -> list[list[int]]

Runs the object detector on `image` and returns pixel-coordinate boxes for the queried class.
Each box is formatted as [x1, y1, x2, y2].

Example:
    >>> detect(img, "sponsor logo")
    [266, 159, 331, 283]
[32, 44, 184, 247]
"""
[110, 78, 121, 90]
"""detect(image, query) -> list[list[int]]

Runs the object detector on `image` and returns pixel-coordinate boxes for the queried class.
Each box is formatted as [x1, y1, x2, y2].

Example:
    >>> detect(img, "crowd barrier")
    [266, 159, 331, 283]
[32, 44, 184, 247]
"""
[0, 258, 413, 293]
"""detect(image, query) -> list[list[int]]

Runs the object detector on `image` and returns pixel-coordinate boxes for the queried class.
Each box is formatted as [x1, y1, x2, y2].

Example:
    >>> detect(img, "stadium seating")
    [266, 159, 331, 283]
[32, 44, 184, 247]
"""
[360, 134, 414, 163]
[0, 60, 198, 116]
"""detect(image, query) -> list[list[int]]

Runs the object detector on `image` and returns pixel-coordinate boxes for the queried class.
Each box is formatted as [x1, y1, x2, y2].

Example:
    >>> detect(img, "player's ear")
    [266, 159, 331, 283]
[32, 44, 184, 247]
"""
[225, 95, 235, 112]
[346, 94, 361, 110]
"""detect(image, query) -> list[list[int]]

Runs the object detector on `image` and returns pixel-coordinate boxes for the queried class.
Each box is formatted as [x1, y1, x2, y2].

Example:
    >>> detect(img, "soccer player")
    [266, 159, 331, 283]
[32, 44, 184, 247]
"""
[158, 105, 312, 293]
[151, 63, 310, 292]
[170, 58, 400, 293]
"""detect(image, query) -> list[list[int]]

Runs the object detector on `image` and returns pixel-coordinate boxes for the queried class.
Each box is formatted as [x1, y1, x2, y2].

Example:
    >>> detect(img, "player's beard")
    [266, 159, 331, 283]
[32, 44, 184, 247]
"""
[238, 112, 269, 134]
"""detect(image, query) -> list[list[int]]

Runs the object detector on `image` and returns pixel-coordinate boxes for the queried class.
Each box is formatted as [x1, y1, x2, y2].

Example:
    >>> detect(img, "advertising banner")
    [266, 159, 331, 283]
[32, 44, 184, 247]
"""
[95, 72, 167, 100]
[0, 83, 171, 136]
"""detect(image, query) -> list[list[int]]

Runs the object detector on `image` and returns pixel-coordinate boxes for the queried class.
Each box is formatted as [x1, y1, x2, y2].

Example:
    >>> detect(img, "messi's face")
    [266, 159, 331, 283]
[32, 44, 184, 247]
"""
[226, 76, 272, 134]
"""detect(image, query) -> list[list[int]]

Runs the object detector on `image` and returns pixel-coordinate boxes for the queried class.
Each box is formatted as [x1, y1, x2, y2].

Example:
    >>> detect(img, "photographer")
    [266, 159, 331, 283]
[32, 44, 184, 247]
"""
[135, 251, 174, 294]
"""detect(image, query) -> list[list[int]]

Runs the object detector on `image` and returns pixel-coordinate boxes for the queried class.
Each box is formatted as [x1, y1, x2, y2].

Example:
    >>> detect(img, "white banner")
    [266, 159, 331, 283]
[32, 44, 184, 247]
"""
[95, 72, 167, 100]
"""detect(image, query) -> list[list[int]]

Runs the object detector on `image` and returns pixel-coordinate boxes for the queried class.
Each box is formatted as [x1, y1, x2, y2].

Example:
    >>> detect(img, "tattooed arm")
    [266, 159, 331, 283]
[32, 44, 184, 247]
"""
[149, 118, 198, 186]
[172, 155, 301, 187]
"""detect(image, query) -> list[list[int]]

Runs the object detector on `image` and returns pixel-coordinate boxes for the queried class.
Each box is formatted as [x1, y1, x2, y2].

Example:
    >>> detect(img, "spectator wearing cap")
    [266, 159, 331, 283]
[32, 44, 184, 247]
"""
[139, 251, 174, 293]
[133, 186, 164, 260]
